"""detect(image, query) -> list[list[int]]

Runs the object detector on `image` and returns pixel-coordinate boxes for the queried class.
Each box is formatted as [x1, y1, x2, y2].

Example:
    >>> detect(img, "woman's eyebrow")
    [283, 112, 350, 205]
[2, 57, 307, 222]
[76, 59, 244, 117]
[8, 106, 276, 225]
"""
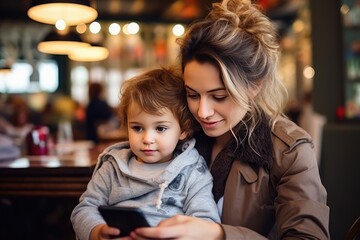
[184, 85, 196, 91]
[185, 85, 226, 93]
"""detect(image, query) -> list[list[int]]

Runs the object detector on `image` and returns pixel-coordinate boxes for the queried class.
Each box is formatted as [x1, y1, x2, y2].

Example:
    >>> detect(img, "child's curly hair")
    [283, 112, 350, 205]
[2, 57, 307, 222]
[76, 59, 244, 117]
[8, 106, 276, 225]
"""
[118, 66, 196, 141]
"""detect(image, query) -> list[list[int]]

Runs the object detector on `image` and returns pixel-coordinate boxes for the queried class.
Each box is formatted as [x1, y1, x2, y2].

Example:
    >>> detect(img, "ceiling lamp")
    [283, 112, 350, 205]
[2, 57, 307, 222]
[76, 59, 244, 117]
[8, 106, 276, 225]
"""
[0, 60, 12, 74]
[68, 45, 109, 62]
[0, 65, 11, 74]
[38, 29, 90, 55]
[27, 0, 98, 26]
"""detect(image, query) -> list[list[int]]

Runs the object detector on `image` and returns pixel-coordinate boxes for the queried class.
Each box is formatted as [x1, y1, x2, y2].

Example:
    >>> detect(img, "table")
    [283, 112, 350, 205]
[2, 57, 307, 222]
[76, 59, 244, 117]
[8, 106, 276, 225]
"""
[0, 141, 107, 197]
[0, 141, 116, 239]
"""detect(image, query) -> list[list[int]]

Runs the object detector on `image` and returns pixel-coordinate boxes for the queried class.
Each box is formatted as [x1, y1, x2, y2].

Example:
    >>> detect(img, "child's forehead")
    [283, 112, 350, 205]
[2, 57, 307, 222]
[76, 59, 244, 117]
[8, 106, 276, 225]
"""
[128, 102, 172, 117]
[127, 107, 179, 126]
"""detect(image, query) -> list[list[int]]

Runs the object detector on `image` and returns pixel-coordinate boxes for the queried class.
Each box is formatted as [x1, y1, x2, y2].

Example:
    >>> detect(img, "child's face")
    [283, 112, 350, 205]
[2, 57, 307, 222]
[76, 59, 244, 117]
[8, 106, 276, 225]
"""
[127, 103, 187, 164]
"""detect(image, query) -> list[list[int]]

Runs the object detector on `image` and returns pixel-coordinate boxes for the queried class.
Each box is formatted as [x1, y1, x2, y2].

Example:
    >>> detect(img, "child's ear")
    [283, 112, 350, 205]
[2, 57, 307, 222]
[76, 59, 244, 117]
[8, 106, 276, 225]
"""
[179, 131, 188, 140]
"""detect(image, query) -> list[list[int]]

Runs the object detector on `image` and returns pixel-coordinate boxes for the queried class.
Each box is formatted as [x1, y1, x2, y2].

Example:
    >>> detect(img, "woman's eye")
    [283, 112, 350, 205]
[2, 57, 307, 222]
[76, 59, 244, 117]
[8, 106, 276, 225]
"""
[186, 92, 198, 99]
[156, 126, 167, 132]
[213, 95, 227, 101]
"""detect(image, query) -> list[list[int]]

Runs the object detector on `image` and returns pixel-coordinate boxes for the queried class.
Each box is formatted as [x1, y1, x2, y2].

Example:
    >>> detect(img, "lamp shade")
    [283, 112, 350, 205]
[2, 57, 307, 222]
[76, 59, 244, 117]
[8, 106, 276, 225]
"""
[68, 45, 109, 62]
[38, 29, 90, 55]
[0, 65, 11, 74]
[27, 0, 98, 26]
[0, 60, 12, 74]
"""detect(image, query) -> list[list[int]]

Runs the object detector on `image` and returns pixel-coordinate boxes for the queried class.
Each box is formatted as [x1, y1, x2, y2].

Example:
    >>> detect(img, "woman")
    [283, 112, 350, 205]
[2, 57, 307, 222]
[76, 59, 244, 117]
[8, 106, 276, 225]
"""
[130, 0, 330, 239]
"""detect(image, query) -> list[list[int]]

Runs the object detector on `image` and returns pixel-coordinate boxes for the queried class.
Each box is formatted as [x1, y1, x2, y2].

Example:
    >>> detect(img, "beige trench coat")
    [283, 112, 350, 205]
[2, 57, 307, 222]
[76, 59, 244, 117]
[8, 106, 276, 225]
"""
[219, 116, 330, 239]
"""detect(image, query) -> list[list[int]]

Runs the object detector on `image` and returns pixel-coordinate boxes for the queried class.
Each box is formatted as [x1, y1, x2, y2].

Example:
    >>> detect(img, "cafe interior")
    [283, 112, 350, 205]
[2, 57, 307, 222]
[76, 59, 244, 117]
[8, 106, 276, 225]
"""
[0, 0, 359, 239]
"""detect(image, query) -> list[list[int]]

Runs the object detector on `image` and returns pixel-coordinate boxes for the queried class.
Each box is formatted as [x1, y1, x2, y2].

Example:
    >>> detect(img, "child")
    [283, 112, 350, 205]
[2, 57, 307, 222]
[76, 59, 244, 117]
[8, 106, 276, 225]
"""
[71, 67, 220, 240]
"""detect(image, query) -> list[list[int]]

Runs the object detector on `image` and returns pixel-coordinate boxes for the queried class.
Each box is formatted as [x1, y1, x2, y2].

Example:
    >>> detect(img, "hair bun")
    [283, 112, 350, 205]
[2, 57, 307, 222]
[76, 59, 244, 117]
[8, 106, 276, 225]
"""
[209, 0, 278, 52]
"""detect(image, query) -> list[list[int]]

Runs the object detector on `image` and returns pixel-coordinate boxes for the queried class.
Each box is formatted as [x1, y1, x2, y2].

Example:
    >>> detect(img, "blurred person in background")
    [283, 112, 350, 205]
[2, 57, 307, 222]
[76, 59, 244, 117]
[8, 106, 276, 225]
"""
[0, 94, 33, 159]
[0, 95, 34, 145]
[86, 82, 114, 144]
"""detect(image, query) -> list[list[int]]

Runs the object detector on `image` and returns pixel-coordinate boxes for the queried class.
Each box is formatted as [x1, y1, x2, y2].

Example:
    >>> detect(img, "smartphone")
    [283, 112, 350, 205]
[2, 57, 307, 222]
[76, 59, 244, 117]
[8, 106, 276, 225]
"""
[98, 206, 150, 237]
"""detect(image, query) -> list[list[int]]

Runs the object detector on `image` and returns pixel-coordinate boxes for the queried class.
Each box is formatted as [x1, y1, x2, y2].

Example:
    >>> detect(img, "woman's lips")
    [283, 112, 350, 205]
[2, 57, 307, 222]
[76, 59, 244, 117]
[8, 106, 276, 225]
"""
[199, 120, 222, 129]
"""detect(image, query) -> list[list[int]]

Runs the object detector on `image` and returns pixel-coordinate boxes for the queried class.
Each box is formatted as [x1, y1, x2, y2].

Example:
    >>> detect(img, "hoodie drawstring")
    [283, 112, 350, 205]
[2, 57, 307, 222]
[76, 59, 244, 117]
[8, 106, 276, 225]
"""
[156, 182, 168, 209]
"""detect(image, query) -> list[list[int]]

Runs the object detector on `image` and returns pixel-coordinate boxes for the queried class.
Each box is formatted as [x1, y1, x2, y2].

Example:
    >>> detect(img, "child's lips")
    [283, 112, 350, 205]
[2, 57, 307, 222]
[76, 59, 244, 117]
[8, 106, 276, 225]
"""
[141, 149, 156, 154]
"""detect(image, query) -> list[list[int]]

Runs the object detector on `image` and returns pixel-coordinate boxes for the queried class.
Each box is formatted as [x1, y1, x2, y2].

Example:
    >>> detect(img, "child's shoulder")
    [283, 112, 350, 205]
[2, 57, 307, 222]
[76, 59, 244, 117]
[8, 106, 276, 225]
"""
[102, 141, 131, 153]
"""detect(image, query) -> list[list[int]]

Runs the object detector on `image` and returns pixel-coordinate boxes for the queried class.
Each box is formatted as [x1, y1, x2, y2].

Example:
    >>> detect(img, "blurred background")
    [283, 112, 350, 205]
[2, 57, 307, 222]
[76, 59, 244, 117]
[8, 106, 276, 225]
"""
[0, 0, 359, 239]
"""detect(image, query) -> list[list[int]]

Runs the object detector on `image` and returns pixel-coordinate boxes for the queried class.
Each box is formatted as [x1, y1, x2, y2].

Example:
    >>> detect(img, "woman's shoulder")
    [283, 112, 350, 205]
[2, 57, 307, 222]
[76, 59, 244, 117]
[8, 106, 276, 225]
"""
[271, 115, 312, 149]
[270, 115, 317, 174]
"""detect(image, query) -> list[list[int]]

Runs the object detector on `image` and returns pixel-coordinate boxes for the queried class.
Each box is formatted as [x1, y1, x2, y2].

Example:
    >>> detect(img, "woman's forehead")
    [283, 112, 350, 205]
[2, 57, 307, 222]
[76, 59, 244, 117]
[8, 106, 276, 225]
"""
[184, 61, 224, 90]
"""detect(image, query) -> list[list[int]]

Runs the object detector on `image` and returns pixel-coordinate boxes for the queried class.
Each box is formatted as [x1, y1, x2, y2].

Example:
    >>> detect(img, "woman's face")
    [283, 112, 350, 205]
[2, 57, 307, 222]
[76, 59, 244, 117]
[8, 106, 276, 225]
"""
[184, 60, 248, 139]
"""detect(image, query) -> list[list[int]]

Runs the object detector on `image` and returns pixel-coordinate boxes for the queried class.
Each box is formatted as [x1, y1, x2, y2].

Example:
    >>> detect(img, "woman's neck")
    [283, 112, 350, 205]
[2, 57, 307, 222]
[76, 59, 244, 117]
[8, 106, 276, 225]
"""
[211, 130, 232, 162]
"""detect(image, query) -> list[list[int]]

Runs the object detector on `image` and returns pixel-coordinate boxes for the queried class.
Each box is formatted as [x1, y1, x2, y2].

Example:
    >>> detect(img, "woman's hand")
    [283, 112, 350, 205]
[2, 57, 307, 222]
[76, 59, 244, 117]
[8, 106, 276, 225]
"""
[130, 215, 224, 240]
[90, 224, 132, 240]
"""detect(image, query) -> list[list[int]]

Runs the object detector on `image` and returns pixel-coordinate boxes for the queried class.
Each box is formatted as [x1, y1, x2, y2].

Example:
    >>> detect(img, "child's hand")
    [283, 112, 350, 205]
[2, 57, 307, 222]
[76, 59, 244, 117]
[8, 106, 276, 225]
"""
[130, 215, 224, 240]
[91, 223, 122, 240]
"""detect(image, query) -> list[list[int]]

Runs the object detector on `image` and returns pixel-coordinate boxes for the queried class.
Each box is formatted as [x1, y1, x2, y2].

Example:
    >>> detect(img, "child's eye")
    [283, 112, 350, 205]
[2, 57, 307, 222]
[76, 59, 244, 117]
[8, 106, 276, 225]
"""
[156, 126, 167, 132]
[131, 126, 143, 132]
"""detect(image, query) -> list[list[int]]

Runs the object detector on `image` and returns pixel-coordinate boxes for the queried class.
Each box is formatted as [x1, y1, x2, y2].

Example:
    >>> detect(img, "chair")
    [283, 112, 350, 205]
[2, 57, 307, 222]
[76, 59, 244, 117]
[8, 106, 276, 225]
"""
[346, 216, 360, 240]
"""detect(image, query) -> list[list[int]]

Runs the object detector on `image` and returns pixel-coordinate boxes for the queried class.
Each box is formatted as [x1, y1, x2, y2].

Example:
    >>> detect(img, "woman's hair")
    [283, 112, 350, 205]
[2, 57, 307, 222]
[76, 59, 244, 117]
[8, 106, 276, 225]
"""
[178, 0, 288, 137]
[118, 67, 195, 140]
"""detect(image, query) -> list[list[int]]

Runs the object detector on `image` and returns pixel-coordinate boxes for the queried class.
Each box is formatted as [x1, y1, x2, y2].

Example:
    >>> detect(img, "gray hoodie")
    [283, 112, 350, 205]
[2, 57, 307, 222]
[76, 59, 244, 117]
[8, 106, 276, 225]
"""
[71, 138, 220, 240]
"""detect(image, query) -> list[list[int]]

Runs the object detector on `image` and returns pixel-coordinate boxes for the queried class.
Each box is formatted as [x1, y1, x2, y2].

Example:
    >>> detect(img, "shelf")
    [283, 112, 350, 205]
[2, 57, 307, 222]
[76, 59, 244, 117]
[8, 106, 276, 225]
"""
[342, 0, 360, 120]
[346, 79, 360, 82]
[343, 24, 360, 30]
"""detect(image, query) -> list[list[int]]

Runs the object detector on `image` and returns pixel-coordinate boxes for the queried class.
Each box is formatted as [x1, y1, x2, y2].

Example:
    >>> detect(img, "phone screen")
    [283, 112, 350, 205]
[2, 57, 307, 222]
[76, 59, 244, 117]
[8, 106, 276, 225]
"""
[98, 206, 150, 237]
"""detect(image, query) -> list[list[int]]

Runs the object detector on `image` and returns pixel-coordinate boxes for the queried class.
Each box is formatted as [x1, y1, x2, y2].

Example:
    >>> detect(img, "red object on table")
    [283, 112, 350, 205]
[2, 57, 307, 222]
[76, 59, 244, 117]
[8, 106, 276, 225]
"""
[26, 126, 49, 156]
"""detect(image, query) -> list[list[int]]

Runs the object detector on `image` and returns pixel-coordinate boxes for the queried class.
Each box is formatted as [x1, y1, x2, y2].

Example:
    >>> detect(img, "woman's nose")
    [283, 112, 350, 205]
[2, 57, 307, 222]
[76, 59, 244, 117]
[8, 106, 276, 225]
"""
[197, 98, 214, 119]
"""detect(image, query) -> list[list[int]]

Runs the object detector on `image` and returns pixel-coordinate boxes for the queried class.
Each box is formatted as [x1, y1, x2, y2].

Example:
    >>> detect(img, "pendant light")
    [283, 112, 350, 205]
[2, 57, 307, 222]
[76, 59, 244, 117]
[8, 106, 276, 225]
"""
[38, 29, 90, 55]
[0, 65, 11, 74]
[27, 0, 98, 26]
[68, 44, 109, 62]
[0, 60, 12, 74]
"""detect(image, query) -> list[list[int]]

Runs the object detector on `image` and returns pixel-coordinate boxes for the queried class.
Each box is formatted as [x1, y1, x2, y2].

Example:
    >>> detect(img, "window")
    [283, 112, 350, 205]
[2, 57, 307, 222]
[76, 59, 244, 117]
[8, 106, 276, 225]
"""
[0, 60, 58, 93]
